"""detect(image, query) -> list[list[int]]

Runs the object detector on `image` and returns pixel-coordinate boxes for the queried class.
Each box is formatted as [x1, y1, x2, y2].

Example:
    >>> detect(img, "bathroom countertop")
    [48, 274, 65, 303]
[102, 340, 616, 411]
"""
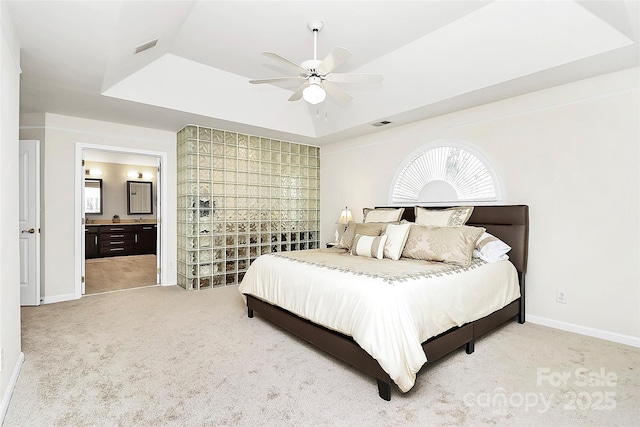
[85, 220, 157, 225]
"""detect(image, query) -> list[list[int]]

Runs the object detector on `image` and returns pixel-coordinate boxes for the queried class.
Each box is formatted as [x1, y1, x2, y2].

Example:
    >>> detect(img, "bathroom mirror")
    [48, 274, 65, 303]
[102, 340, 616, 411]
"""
[85, 178, 103, 214]
[127, 181, 153, 214]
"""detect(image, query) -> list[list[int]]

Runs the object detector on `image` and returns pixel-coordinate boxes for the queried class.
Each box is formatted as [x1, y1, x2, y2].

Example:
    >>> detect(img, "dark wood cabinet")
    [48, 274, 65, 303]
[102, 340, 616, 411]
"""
[135, 224, 157, 255]
[99, 225, 135, 256]
[85, 224, 157, 258]
[85, 226, 100, 259]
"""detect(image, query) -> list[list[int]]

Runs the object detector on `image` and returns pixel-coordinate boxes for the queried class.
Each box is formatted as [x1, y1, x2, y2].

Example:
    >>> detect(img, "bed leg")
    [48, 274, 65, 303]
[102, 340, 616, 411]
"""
[518, 273, 526, 324]
[247, 307, 254, 318]
[465, 340, 475, 354]
[377, 379, 391, 401]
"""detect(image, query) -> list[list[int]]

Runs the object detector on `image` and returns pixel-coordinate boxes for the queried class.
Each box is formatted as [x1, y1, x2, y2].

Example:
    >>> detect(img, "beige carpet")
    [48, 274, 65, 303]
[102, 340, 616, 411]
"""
[4, 285, 639, 426]
[85, 254, 157, 294]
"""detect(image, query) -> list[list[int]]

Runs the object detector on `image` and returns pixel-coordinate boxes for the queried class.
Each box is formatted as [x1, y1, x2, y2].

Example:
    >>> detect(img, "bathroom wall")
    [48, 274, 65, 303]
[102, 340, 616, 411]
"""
[84, 161, 157, 222]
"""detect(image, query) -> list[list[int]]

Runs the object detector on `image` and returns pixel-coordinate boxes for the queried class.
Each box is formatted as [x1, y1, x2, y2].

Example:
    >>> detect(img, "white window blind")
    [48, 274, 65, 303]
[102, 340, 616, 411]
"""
[392, 146, 497, 203]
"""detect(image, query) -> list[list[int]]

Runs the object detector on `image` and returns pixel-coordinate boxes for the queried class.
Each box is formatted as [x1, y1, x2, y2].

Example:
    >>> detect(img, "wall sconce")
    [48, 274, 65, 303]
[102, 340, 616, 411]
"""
[85, 168, 102, 176]
[127, 171, 153, 179]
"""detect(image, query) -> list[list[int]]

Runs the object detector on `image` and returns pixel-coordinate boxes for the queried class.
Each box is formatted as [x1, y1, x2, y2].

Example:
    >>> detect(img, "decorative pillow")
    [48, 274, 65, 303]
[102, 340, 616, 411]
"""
[383, 223, 412, 261]
[473, 232, 511, 263]
[401, 225, 485, 267]
[414, 206, 474, 227]
[351, 234, 388, 259]
[337, 222, 387, 250]
[363, 207, 405, 223]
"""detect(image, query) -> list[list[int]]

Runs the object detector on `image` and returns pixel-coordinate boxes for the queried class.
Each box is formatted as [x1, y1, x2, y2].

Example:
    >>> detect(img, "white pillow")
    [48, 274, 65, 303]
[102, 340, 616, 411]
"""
[415, 206, 474, 227]
[383, 223, 411, 260]
[351, 234, 388, 259]
[363, 207, 405, 223]
[473, 232, 511, 263]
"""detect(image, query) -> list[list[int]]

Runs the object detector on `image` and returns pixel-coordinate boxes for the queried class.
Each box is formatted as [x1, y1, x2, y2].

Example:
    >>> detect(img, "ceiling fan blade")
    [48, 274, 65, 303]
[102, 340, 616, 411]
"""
[316, 47, 351, 75]
[325, 73, 384, 84]
[288, 82, 310, 101]
[322, 81, 352, 104]
[263, 52, 308, 75]
[249, 76, 305, 84]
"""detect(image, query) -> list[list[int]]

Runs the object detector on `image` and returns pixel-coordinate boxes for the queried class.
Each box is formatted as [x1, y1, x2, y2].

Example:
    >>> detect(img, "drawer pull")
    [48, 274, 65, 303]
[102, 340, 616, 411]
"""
[110, 248, 125, 252]
[143, 226, 153, 230]
[109, 228, 124, 231]
[109, 234, 124, 238]
[110, 241, 124, 245]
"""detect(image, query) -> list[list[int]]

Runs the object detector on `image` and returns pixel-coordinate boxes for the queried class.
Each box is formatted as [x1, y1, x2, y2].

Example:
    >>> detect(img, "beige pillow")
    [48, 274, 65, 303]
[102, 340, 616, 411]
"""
[363, 207, 405, 223]
[351, 234, 388, 259]
[401, 225, 485, 267]
[337, 222, 387, 250]
[414, 206, 474, 227]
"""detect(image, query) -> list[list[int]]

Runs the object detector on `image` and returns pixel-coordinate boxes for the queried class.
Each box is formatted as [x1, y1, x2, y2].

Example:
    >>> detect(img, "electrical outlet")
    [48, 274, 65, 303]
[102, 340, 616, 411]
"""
[557, 289, 567, 304]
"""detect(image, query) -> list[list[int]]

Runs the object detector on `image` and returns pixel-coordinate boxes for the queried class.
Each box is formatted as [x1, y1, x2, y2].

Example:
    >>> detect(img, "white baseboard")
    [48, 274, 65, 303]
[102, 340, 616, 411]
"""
[527, 315, 640, 348]
[0, 352, 24, 423]
[42, 293, 77, 304]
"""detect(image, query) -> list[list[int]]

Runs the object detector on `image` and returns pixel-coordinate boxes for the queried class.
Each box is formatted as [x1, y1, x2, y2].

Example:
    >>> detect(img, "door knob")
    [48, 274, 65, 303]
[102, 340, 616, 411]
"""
[21, 228, 35, 234]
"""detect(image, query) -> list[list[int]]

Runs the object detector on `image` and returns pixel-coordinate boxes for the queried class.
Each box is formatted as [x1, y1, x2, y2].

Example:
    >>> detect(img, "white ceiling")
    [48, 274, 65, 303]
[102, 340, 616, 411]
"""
[8, 1, 640, 146]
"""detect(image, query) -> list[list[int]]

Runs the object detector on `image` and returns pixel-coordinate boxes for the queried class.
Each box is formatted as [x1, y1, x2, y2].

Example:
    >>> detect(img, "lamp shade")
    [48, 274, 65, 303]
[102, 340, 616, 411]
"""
[303, 77, 326, 105]
[335, 207, 353, 225]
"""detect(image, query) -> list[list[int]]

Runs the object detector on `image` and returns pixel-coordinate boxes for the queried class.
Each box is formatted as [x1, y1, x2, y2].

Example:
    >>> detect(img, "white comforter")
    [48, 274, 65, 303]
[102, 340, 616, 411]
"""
[238, 248, 520, 392]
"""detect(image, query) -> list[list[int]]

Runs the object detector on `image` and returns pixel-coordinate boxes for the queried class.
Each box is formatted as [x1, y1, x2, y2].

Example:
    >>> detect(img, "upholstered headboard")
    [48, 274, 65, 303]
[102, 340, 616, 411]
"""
[378, 205, 529, 274]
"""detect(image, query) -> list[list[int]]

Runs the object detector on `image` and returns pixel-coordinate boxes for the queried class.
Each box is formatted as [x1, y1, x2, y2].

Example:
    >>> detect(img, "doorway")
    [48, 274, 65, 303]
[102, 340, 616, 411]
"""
[75, 143, 168, 298]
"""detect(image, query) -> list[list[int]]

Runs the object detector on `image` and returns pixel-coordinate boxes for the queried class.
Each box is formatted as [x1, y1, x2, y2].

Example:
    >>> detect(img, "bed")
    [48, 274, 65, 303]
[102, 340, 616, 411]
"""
[239, 205, 529, 400]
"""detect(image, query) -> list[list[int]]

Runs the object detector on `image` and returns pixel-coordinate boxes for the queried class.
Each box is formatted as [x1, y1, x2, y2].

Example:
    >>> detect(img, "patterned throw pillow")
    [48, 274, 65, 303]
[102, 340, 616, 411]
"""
[337, 222, 387, 250]
[401, 225, 485, 267]
[414, 206, 474, 227]
[362, 207, 405, 223]
[351, 234, 388, 259]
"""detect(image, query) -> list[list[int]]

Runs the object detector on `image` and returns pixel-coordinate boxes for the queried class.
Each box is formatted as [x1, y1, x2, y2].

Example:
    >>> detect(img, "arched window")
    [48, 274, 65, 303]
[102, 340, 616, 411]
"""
[389, 142, 503, 204]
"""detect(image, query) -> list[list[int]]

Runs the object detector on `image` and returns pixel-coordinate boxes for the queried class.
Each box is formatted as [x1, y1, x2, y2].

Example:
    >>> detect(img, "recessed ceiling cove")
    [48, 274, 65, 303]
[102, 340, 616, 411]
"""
[10, 0, 638, 144]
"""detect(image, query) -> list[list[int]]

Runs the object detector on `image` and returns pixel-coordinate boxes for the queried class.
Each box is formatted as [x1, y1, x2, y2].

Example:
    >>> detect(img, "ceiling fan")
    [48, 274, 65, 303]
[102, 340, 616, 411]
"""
[249, 20, 383, 105]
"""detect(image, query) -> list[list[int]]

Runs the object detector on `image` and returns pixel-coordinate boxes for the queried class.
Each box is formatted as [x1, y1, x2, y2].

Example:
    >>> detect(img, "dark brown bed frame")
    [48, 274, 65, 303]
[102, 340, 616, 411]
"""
[245, 205, 529, 401]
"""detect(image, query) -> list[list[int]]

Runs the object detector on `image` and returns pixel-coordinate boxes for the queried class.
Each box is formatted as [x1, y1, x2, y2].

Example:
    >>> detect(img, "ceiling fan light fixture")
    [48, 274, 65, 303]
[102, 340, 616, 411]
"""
[303, 77, 326, 104]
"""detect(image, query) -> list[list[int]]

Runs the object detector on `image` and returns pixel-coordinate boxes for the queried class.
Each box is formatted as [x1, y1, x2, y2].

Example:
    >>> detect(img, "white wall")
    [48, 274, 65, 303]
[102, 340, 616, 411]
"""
[0, 2, 23, 421]
[19, 113, 178, 302]
[321, 68, 640, 345]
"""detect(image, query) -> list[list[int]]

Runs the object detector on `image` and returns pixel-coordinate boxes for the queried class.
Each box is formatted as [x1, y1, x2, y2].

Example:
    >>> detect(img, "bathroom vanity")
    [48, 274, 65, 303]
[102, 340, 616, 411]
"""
[85, 223, 157, 258]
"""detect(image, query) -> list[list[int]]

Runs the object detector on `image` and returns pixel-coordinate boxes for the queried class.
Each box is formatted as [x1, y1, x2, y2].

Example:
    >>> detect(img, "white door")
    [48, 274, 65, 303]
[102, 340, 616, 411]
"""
[156, 160, 161, 284]
[19, 140, 41, 306]
[80, 151, 87, 295]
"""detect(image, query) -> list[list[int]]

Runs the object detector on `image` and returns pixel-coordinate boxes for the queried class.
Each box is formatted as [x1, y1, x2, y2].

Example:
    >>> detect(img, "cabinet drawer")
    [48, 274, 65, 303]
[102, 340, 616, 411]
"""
[99, 236, 135, 248]
[99, 245, 130, 255]
[102, 226, 130, 232]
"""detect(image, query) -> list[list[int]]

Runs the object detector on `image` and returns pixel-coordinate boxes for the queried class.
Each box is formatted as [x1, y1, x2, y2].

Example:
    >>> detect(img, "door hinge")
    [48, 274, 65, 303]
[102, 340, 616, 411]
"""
[157, 268, 161, 274]
[82, 159, 85, 167]
[81, 276, 85, 283]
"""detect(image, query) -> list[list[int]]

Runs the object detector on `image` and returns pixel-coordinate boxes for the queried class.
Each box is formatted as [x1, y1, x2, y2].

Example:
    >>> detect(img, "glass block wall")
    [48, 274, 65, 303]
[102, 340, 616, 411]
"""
[177, 125, 320, 290]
